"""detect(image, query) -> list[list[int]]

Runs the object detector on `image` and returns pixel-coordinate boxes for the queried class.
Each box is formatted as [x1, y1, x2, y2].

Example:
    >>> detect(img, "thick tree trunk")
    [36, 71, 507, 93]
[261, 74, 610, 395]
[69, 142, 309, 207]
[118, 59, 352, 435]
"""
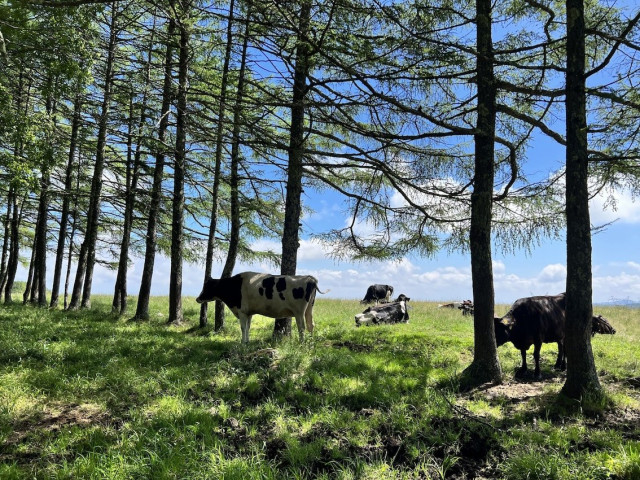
[200, 0, 236, 329]
[561, 0, 601, 400]
[132, 16, 175, 321]
[461, 0, 502, 386]
[51, 94, 82, 308]
[214, 2, 251, 331]
[168, 17, 190, 325]
[274, 0, 312, 339]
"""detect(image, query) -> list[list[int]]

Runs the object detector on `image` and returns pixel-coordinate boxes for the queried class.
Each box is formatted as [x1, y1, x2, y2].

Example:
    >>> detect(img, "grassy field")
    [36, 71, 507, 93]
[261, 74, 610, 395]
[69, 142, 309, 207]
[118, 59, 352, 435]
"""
[0, 296, 638, 479]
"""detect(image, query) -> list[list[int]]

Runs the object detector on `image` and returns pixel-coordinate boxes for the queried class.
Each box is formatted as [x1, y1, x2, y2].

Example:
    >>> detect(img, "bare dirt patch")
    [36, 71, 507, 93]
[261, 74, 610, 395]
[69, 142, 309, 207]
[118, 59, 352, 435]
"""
[478, 378, 562, 403]
[4, 402, 112, 447]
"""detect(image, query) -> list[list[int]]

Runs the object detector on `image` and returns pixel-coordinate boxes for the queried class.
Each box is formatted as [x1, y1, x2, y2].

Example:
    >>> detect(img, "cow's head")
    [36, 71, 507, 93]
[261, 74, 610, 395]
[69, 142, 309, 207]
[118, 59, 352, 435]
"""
[395, 294, 410, 302]
[494, 317, 512, 346]
[196, 276, 218, 304]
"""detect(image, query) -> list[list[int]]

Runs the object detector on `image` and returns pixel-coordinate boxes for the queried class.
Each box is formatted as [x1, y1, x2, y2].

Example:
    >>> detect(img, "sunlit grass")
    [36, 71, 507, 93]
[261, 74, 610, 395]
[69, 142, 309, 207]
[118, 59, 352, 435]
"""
[0, 296, 638, 478]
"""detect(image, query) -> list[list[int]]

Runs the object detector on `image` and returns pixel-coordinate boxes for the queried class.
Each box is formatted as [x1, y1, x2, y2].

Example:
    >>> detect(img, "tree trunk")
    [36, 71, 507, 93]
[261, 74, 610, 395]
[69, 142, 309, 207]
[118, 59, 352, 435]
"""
[51, 93, 82, 308]
[168, 14, 190, 325]
[68, 3, 118, 310]
[274, 0, 312, 339]
[460, 0, 502, 386]
[112, 20, 155, 315]
[34, 168, 50, 306]
[80, 3, 119, 309]
[3, 191, 20, 303]
[132, 16, 175, 321]
[561, 0, 602, 400]
[112, 91, 143, 314]
[214, 1, 252, 331]
[64, 153, 82, 309]
[23, 237, 37, 305]
[0, 193, 12, 293]
[200, 0, 236, 329]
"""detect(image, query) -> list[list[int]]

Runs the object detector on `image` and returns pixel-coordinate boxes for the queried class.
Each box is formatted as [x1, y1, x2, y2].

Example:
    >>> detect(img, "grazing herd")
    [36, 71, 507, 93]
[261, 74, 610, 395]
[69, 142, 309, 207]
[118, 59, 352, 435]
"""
[197, 273, 617, 380]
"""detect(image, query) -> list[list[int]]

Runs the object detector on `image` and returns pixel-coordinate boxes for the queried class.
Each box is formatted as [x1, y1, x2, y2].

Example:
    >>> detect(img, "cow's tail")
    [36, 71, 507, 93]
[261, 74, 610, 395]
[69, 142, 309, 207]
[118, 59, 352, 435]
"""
[310, 277, 329, 295]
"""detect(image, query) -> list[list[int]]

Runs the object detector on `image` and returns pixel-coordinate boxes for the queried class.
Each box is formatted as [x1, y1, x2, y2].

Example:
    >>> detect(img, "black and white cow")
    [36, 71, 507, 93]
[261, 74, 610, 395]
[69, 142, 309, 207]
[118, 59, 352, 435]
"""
[196, 272, 326, 343]
[360, 284, 394, 304]
[355, 297, 410, 326]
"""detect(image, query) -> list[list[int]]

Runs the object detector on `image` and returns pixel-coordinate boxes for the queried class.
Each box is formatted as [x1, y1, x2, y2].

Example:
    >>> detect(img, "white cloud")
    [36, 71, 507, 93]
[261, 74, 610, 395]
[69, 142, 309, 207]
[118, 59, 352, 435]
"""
[590, 186, 640, 225]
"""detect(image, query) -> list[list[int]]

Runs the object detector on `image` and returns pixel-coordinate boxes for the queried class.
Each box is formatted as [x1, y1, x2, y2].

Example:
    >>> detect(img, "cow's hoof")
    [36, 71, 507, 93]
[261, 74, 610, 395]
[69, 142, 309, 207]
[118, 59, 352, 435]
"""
[515, 368, 528, 379]
[534, 372, 542, 381]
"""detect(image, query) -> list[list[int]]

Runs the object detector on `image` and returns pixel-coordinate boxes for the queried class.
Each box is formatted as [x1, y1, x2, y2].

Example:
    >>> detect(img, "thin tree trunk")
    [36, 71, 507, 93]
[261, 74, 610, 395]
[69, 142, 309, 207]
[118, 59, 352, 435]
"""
[561, 0, 601, 400]
[34, 167, 50, 306]
[274, 0, 312, 339]
[112, 19, 155, 315]
[0, 194, 12, 293]
[23, 237, 37, 305]
[461, 0, 502, 386]
[132, 16, 175, 321]
[214, 1, 252, 331]
[3, 191, 20, 303]
[168, 13, 191, 325]
[51, 93, 82, 308]
[79, 2, 119, 309]
[200, 0, 236, 329]
[64, 154, 82, 309]
[112, 91, 143, 314]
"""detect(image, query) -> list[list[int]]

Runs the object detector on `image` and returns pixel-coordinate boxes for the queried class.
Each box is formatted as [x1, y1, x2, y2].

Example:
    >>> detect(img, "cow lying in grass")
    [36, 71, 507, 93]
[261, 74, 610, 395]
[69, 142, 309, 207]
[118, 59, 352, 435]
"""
[355, 296, 410, 327]
[196, 272, 327, 343]
[494, 293, 616, 379]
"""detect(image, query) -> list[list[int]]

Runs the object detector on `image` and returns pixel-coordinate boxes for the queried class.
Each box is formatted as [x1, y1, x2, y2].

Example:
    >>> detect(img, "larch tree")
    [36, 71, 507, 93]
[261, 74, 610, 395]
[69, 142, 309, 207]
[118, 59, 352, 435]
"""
[131, 12, 176, 321]
[273, 0, 313, 339]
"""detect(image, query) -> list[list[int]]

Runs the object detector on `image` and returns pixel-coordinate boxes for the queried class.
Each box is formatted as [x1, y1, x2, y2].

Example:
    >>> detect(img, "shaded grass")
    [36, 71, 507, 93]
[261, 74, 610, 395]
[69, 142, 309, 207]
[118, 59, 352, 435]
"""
[0, 296, 638, 479]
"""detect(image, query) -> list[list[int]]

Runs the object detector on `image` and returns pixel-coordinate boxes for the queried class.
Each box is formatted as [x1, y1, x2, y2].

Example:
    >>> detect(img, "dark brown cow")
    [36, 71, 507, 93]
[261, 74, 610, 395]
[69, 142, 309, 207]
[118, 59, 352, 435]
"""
[494, 293, 566, 379]
[494, 292, 616, 379]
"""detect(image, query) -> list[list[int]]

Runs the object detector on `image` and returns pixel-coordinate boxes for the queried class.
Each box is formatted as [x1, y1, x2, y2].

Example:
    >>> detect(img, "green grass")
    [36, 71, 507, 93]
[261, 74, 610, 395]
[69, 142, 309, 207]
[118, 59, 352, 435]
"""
[1, 297, 638, 479]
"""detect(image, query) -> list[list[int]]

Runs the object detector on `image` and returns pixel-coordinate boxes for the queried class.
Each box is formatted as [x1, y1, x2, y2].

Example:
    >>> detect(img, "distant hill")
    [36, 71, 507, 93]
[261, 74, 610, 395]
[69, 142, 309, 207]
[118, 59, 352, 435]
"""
[596, 298, 640, 309]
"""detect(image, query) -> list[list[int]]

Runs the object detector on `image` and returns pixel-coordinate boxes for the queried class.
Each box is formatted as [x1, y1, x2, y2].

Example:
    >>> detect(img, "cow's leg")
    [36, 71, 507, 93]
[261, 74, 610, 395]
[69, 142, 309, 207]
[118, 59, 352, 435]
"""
[555, 341, 566, 371]
[304, 304, 315, 335]
[237, 312, 251, 343]
[533, 343, 542, 380]
[516, 349, 528, 377]
[294, 314, 305, 341]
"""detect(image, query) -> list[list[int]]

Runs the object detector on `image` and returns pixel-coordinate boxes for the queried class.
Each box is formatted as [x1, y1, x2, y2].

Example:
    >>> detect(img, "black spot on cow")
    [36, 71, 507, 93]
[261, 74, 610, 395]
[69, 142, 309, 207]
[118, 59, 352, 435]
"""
[305, 282, 315, 302]
[261, 277, 276, 300]
[276, 277, 287, 293]
[213, 274, 244, 309]
[292, 287, 305, 299]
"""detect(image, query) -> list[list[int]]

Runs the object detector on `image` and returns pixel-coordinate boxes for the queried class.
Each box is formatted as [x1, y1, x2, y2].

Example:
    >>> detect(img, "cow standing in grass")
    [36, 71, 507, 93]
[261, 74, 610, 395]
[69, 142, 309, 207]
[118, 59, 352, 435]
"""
[196, 272, 326, 343]
[494, 292, 616, 379]
[360, 284, 393, 304]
